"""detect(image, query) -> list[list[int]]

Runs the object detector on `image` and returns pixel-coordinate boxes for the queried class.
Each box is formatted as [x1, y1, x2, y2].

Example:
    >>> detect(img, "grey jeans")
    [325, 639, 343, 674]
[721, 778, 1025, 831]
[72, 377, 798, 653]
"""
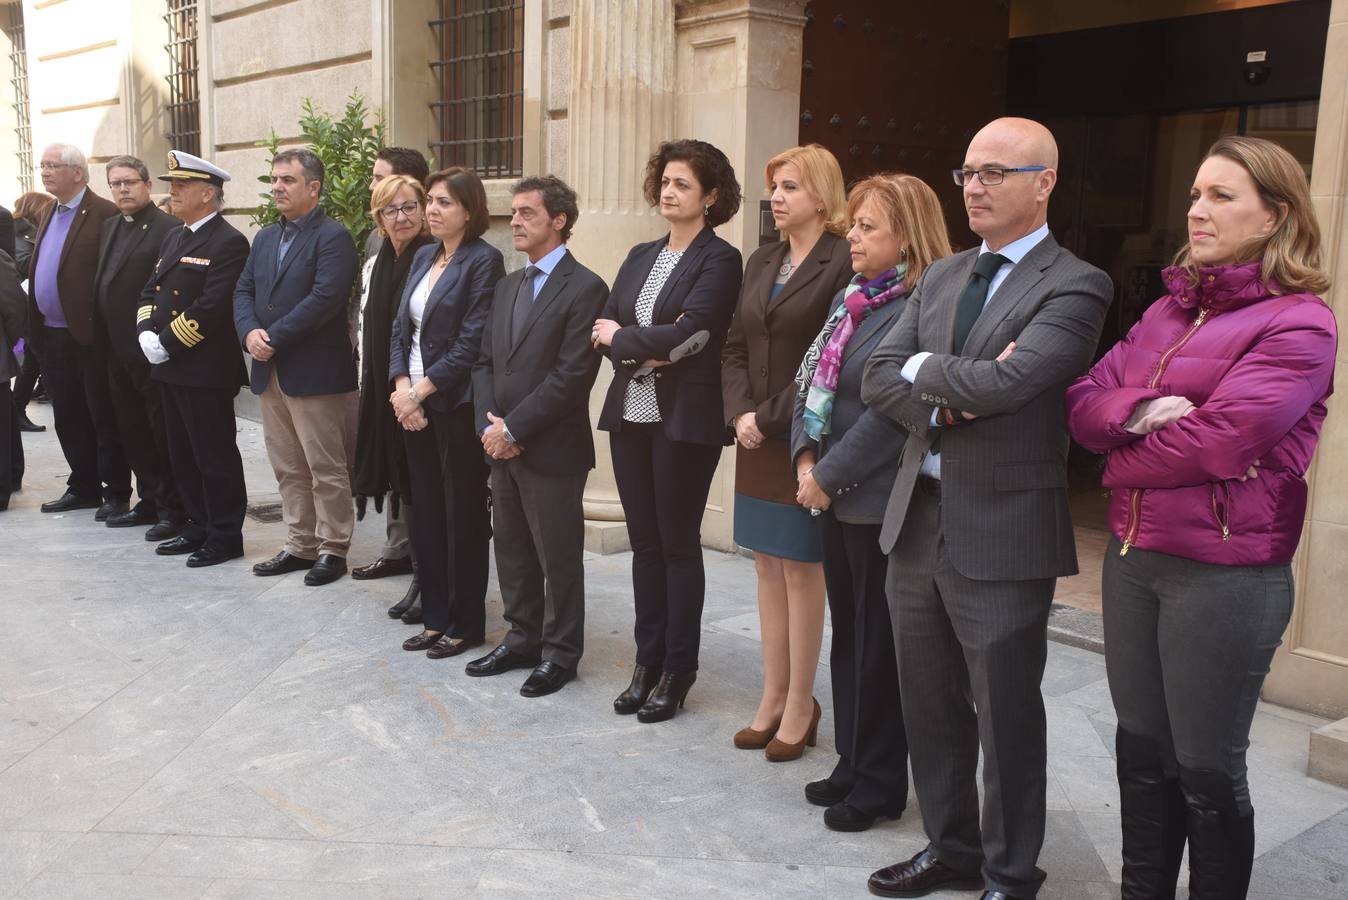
[1102, 537, 1293, 814]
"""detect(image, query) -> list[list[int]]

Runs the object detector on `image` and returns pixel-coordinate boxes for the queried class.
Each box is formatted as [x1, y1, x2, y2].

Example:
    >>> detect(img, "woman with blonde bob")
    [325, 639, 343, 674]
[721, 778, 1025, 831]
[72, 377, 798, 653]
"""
[791, 173, 951, 829]
[722, 143, 854, 761]
[1067, 136, 1337, 899]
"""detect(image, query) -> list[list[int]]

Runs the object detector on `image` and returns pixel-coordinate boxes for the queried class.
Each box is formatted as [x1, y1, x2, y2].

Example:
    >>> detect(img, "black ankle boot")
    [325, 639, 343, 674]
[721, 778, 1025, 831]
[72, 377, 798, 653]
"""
[387, 574, 420, 619]
[1180, 766, 1256, 899]
[636, 671, 696, 723]
[613, 664, 660, 715]
[1116, 728, 1187, 899]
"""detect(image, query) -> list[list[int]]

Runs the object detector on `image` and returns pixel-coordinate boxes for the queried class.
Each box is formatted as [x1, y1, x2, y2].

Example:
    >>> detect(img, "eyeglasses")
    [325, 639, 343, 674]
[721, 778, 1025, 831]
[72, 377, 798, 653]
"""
[108, 179, 146, 190]
[39, 162, 70, 172]
[951, 166, 1048, 187]
[378, 201, 421, 220]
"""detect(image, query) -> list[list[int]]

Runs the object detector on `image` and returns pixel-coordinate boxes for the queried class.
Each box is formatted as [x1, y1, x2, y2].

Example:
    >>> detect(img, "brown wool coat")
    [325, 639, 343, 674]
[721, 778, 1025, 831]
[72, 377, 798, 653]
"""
[26, 188, 118, 346]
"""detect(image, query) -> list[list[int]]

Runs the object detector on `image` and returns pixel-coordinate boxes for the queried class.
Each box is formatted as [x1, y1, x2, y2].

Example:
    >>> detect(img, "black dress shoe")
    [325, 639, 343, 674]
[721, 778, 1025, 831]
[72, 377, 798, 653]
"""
[252, 550, 316, 576]
[186, 546, 244, 568]
[94, 499, 129, 522]
[805, 779, 849, 808]
[868, 848, 983, 897]
[387, 574, 421, 618]
[520, 660, 574, 697]
[980, 893, 1022, 900]
[400, 598, 423, 624]
[144, 519, 183, 542]
[824, 800, 904, 833]
[106, 506, 158, 528]
[613, 664, 660, 715]
[636, 671, 696, 723]
[351, 556, 414, 580]
[304, 554, 347, 586]
[402, 630, 444, 652]
[17, 412, 45, 432]
[465, 644, 541, 677]
[427, 635, 484, 659]
[40, 492, 102, 513]
[156, 535, 205, 556]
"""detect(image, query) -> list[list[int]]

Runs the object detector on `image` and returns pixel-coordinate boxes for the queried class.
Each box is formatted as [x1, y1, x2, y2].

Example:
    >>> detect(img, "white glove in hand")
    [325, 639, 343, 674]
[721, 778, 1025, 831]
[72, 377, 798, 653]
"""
[139, 331, 169, 365]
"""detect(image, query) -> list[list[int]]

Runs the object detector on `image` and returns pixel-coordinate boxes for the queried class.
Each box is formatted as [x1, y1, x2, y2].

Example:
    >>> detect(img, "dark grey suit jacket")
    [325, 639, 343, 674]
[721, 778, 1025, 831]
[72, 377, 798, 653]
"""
[861, 233, 1112, 580]
[0, 250, 24, 380]
[790, 286, 910, 525]
[94, 203, 180, 365]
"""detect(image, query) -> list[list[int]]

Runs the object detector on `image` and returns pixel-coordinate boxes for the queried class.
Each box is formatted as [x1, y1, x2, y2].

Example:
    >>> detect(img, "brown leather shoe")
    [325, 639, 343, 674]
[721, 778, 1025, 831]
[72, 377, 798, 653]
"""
[733, 718, 780, 750]
[351, 556, 413, 580]
[867, 848, 982, 897]
[764, 697, 821, 762]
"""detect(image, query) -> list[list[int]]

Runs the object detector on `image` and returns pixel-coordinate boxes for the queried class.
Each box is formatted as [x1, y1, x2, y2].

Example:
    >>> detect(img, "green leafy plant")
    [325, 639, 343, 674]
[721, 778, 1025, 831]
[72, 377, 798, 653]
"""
[251, 93, 386, 256]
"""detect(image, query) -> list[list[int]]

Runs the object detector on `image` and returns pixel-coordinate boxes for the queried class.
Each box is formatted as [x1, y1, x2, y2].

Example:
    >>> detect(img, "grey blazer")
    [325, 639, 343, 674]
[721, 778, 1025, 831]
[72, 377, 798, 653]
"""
[861, 233, 1112, 580]
[0, 250, 25, 380]
[790, 286, 909, 525]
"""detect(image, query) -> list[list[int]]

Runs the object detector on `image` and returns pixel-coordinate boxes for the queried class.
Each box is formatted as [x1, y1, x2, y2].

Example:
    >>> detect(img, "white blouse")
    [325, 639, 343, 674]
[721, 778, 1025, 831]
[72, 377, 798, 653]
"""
[407, 266, 434, 383]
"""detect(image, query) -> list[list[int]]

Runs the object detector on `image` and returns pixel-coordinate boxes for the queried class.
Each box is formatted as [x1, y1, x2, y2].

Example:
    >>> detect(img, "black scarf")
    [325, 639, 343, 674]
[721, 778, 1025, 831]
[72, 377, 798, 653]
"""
[353, 233, 434, 518]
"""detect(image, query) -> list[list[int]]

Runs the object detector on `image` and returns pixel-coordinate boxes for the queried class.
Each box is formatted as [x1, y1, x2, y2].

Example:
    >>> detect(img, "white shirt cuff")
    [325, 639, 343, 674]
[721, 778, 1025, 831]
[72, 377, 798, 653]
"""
[901, 351, 932, 384]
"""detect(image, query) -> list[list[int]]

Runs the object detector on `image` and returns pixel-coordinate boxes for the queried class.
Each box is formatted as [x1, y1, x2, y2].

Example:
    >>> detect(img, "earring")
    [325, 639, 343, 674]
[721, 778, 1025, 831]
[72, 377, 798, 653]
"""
[815, 207, 824, 213]
[704, 204, 712, 217]
[900, 247, 907, 259]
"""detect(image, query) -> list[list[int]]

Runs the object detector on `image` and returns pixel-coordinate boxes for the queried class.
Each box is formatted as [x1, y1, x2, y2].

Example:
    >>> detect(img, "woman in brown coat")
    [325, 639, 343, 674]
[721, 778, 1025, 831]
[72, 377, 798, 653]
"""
[722, 144, 853, 760]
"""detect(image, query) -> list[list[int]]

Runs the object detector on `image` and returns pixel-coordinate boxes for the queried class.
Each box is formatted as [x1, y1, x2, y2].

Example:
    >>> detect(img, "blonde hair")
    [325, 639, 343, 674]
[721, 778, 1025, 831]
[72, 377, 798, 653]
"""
[847, 173, 953, 284]
[371, 174, 428, 238]
[764, 144, 847, 236]
[1174, 135, 1329, 295]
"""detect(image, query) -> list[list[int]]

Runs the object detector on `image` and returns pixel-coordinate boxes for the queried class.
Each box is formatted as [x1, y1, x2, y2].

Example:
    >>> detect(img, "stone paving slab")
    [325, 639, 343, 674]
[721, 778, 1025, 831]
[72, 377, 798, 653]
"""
[3, 404, 1347, 898]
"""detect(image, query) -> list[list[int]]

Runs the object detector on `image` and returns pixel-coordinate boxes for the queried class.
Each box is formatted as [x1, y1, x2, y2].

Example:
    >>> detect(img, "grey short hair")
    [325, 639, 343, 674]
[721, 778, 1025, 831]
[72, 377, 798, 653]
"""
[272, 148, 324, 190]
[105, 155, 149, 183]
[44, 143, 88, 182]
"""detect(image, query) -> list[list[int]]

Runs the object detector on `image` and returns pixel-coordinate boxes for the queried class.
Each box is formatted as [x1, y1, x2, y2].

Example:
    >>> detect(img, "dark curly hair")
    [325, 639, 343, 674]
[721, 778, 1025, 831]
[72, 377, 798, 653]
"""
[642, 139, 742, 228]
[512, 174, 580, 242]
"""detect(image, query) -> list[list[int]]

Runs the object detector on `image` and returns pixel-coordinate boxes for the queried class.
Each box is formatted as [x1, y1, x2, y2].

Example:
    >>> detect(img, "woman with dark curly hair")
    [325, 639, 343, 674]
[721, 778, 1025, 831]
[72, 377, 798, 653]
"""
[591, 139, 743, 721]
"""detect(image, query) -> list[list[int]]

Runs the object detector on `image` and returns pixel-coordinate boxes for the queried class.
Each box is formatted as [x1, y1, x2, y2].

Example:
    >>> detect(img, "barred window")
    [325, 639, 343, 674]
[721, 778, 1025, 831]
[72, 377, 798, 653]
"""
[3, 2, 32, 192]
[164, 0, 200, 156]
[430, 0, 524, 179]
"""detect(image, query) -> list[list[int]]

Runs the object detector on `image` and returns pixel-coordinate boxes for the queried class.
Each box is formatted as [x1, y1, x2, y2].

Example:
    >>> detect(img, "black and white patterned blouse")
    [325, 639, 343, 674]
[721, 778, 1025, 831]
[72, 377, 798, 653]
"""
[622, 246, 684, 423]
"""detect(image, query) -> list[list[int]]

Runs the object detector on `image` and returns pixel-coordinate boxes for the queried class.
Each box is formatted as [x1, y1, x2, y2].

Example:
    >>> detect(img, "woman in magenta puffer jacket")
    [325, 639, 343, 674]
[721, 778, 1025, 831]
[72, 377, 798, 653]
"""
[1066, 135, 1336, 900]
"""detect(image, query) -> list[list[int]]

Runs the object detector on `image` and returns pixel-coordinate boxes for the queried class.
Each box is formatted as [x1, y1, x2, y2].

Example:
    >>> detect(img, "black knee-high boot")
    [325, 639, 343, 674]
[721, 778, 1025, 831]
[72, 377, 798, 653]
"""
[1179, 766, 1256, 899]
[1116, 728, 1187, 899]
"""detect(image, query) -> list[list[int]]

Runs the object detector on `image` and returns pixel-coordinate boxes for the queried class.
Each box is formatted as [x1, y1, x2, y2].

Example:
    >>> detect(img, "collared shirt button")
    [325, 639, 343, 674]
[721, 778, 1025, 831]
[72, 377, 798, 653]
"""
[759, 366, 768, 377]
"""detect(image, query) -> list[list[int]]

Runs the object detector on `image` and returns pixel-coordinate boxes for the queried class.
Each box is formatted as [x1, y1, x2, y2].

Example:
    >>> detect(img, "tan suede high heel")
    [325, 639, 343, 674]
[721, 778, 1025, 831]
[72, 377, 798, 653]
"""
[733, 717, 781, 749]
[764, 698, 821, 762]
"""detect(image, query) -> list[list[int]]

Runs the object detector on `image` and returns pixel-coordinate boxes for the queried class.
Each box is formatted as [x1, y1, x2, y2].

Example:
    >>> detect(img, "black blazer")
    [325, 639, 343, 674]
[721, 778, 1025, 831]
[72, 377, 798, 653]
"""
[137, 214, 251, 391]
[233, 208, 359, 396]
[597, 227, 743, 446]
[471, 250, 610, 476]
[94, 203, 181, 366]
[389, 238, 505, 412]
[790, 286, 910, 525]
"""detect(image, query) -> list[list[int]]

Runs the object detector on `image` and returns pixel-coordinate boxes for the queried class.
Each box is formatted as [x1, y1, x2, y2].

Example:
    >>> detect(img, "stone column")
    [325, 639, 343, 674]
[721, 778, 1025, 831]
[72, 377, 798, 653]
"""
[565, 0, 678, 548]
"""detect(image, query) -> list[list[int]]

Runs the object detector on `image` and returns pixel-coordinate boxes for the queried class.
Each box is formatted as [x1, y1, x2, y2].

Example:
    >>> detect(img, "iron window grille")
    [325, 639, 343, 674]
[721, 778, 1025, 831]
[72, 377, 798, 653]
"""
[164, 0, 200, 156]
[430, 0, 524, 179]
[4, 2, 32, 192]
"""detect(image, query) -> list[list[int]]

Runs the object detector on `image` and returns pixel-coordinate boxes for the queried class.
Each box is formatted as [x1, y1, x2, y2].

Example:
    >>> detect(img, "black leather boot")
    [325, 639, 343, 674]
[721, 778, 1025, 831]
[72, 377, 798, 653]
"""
[613, 664, 660, 715]
[636, 671, 696, 723]
[1180, 766, 1256, 899]
[387, 574, 420, 619]
[1116, 728, 1186, 899]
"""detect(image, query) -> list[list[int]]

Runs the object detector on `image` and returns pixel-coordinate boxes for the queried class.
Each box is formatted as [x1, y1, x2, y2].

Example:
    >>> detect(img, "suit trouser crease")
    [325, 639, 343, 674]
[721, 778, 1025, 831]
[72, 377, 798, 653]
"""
[81, 332, 132, 500]
[402, 404, 490, 638]
[817, 511, 909, 814]
[106, 347, 183, 520]
[161, 382, 246, 551]
[609, 423, 721, 674]
[887, 485, 1052, 897]
[490, 460, 587, 669]
[259, 375, 355, 558]
[381, 502, 412, 559]
[0, 382, 22, 495]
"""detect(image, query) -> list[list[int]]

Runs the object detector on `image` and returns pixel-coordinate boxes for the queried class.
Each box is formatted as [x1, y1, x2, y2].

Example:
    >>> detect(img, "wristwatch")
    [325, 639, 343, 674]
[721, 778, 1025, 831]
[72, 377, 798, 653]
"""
[407, 386, 420, 405]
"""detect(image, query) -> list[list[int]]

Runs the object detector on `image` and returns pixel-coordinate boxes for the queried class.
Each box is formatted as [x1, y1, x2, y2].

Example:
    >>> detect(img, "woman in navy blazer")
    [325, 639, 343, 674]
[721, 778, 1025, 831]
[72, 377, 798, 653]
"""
[388, 167, 505, 660]
[591, 139, 743, 722]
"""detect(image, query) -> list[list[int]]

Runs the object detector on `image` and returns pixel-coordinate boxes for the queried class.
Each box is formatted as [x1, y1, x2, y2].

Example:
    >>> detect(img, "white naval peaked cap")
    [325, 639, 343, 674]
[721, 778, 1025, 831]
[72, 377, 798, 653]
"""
[158, 150, 231, 187]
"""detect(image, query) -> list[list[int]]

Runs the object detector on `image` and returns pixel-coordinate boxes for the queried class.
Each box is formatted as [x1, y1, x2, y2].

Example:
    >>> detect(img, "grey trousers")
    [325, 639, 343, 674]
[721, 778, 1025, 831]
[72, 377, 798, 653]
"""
[380, 501, 411, 560]
[1102, 537, 1292, 814]
[886, 482, 1055, 898]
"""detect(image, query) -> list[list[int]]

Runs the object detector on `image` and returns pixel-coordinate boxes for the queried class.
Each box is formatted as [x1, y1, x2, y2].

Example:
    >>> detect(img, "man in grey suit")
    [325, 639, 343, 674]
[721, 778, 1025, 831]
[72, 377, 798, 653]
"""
[860, 118, 1112, 900]
[466, 175, 609, 698]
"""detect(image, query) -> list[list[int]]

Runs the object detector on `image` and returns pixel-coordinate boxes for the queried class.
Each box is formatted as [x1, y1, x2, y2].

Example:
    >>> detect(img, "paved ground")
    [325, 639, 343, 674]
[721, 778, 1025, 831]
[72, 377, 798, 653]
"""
[2, 403, 1347, 899]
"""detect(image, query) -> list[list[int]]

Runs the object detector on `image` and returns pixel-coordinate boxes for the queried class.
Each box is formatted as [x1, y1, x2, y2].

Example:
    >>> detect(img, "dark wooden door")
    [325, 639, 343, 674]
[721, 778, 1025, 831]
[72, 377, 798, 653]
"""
[797, 0, 1009, 250]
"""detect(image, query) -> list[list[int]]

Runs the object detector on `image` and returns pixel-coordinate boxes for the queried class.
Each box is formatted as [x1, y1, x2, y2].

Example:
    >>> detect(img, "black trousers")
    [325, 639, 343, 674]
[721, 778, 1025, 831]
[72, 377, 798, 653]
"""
[106, 347, 183, 521]
[0, 380, 22, 501]
[161, 382, 246, 553]
[402, 403, 489, 639]
[37, 326, 129, 501]
[11, 345, 39, 407]
[818, 511, 909, 816]
[609, 423, 722, 674]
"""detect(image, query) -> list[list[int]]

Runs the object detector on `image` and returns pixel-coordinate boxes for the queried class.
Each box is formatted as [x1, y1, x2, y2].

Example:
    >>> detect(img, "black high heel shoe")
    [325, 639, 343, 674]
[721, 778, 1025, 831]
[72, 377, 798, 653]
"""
[387, 574, 420, 619]
[613, 664, 660, 715]
[636, 671, 696, 723]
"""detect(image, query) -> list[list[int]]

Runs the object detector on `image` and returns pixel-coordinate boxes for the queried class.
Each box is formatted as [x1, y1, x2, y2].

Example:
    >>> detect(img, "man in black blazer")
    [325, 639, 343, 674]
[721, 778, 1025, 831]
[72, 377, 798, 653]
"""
[234, 148, 359, 586]
[91, 155, 183, 538]
[137, 151, 251, 568]
[466, 176, 609, 697]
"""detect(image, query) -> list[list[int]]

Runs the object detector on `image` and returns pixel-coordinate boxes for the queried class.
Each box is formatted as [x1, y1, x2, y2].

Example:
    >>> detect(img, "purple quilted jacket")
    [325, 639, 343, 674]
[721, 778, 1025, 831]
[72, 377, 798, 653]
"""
[1066, 262, 1337, 565]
